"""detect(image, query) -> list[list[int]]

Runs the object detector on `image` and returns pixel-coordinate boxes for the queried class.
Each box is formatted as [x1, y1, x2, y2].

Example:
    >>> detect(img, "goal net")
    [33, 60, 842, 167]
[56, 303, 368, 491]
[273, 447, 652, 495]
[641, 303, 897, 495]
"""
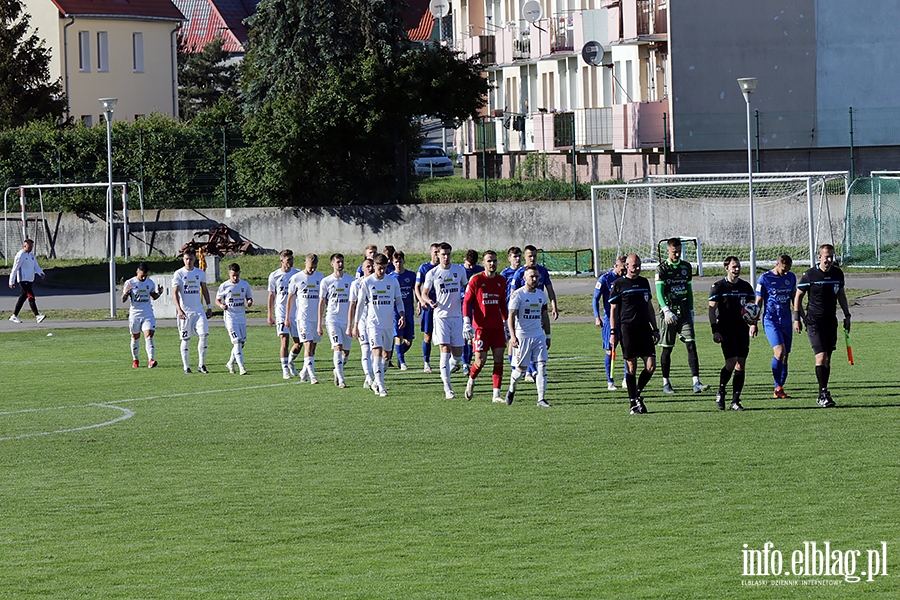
[843, 177, 900, 267]
[589, 174, 845, 276]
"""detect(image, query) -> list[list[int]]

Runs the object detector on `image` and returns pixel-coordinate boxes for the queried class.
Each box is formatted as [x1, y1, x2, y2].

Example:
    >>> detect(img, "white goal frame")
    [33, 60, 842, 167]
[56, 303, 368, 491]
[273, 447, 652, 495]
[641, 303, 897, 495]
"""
[589, 175, 840, 280]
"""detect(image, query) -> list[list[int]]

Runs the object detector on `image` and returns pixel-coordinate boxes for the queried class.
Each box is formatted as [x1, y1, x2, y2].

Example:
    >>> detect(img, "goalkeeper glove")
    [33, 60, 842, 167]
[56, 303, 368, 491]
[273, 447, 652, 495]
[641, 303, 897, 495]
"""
[662, 306, 677, 325]
[463, 317, 474, 341]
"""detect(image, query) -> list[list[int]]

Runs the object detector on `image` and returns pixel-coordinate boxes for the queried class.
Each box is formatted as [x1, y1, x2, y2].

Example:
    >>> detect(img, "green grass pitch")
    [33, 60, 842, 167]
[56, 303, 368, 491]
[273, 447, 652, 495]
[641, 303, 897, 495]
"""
[0, 323, 897, 598]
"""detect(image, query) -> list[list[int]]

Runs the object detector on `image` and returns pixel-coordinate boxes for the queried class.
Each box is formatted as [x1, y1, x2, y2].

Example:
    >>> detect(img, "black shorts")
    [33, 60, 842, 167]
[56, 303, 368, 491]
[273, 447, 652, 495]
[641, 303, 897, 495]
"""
[621, 322, 657, 360]
[806, 315, 838, 354]
[719, 325, 750, 359]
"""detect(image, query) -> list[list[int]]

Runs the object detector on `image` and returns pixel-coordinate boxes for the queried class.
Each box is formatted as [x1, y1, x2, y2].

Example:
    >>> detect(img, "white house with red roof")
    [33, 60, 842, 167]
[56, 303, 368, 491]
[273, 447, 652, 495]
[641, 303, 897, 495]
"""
[24, 0, 185, 123]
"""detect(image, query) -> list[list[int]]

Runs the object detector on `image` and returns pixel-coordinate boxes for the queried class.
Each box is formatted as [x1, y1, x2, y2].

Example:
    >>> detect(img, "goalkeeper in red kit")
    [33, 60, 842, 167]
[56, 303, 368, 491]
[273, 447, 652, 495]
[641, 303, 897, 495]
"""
[462, 250, 509, 402]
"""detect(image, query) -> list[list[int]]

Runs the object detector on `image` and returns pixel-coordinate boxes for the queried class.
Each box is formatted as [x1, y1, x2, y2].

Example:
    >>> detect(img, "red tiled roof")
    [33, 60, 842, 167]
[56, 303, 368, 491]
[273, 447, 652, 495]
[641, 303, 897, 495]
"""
[51, 0, 185, 20]
[403, 0, 435, 42]
[173, 0, 258, 53]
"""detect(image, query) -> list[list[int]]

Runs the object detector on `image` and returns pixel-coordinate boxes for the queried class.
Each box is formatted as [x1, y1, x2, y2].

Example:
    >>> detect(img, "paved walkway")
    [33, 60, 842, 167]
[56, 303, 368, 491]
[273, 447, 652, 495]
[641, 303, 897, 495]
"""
[2, 273, 899, 332]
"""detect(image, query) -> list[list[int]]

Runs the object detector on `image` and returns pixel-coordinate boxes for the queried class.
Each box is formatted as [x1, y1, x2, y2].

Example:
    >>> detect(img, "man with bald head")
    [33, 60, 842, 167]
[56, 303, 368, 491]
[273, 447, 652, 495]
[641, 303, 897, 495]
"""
[608, 254, 660, 415]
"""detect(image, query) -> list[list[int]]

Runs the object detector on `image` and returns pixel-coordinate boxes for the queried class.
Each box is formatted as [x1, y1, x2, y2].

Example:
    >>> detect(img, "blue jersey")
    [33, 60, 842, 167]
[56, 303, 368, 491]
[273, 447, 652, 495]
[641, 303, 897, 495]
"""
[756, 270, 797, 327]
[500, 266, 518, 302]
[512, 264, 552, 292]
[416, 261, 437, 302]
[390, 269, 416, 318]
[464, 264, 485, 281]
[593, 269, 620, 320]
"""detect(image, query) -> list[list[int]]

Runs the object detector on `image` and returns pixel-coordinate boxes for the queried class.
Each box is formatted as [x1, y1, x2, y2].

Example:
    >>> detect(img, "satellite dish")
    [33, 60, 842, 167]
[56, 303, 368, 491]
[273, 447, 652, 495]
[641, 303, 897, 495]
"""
[522, 0, 543, 23]
[581, 41, 605, 66]
[429, 0, 450, 18]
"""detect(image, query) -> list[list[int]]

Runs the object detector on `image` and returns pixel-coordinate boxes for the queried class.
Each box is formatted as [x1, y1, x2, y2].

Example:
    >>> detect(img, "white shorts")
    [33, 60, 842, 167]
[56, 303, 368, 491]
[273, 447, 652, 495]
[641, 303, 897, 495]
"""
[226, 320, 247, 344]
[178, 311, 209, 340]
[297, 320, 321, 344]
[511, 335, 548, 369]
[327, 323, 351, 349]
[275, 314, 298, 339]
[366, 325, 394, 350]
[129, 313, 155, 335]
[432, 315, 463, 347]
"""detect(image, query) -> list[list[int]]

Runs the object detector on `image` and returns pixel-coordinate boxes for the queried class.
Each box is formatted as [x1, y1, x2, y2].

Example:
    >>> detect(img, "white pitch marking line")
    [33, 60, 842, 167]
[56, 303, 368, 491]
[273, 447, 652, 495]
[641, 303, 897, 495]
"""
[0, 382, 296, 441]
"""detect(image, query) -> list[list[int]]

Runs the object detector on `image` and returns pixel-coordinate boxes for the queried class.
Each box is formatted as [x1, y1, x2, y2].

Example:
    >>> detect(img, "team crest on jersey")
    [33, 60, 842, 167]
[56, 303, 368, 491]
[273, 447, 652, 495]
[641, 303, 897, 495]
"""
[833, 284, 839, 294]
[644, 292, 650, 302]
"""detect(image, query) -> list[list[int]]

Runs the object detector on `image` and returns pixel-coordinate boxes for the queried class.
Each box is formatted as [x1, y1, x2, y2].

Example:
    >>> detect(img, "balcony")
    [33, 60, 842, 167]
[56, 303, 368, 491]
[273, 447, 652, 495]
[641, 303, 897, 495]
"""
[463, 35, 496, 65]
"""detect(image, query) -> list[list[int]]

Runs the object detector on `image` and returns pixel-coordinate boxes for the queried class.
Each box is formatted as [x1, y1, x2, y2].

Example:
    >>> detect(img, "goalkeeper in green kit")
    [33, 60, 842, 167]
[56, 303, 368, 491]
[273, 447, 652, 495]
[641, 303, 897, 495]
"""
[655, 238, 709, 394]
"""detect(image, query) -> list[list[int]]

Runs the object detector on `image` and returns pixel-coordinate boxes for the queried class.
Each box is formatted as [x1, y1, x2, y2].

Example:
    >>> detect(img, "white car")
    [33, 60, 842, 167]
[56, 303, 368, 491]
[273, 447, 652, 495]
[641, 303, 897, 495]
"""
[413, 146, 455, 177]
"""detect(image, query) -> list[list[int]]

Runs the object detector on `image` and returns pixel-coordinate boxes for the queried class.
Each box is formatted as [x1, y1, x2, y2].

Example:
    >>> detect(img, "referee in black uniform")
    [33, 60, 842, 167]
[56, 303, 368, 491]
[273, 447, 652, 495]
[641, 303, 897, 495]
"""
[609, 254, 660, 415]
[708, 257, 757, 411]
[793, 244, 851, 407]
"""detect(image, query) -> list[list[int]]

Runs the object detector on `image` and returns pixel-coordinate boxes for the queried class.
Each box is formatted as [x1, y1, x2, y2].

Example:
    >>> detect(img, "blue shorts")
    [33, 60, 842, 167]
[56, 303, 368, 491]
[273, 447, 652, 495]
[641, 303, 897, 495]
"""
[763, 319, 793, 354]
[395, 317, 415, 340]
[420, 308, 434, 334]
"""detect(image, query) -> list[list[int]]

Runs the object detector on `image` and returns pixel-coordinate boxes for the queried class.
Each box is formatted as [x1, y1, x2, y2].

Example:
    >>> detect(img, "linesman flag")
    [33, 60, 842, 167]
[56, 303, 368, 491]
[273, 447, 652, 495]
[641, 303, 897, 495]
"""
[844, 328, 854, 365]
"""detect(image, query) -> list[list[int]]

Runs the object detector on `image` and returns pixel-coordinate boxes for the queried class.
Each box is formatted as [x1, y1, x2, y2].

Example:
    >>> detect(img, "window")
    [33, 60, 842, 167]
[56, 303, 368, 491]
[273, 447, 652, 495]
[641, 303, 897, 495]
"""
[78, 31, 90, 72]
[133, 33, 144, 72]
[97, 32, 109, 72]
[81, 115, 93, 126]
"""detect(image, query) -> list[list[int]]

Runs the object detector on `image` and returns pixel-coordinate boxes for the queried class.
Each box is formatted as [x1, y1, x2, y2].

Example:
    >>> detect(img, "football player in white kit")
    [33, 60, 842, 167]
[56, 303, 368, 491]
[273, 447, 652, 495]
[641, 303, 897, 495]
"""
[286, 253, 325, 384]
[121, 262, 163, 368]
[172, 248, 213, 374]
[421, 242, 469, 399]
[348, 258, 376, 389]
[506, 266, 552, 407]
[216, 263, 254, 375]
[267, 249, 302, 379]
[356, 254, 405, 396]
[318, 253, 355, 388]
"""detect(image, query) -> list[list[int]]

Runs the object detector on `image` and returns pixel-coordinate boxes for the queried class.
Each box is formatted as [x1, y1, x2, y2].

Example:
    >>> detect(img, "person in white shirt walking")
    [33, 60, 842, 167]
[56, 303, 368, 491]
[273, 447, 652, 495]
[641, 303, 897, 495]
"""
[173, 248, 213, 374]
[318, 253, 355, 388]
[122, 262, 162, 368]
[216, 263, 254, 375]
[286, 253, 325, 384]
[8, 239, 46, 323]
[267, 249, 302, 379]
[348, 258, 376, 389]
[356, 254, 405, 396]
[506, 266, 552, 407]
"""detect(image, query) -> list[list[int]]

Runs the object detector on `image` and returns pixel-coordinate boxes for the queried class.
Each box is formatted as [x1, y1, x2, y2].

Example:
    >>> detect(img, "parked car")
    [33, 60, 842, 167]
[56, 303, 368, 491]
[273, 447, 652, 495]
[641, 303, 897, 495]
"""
[413, 146, 455, 177]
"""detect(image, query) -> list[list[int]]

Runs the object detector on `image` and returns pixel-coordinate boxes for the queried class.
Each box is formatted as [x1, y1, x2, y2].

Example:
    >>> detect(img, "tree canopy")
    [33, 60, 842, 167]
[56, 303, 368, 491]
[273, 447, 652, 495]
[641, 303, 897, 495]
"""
[0, 0, 66, 128]
[236, 0, 488, 206]
[177, 36, 238, 121]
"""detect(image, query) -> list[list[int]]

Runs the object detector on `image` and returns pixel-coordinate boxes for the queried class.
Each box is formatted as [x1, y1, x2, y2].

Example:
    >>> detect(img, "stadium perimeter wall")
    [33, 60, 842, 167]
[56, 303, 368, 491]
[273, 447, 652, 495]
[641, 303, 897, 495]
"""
[21, 197, 845, 260]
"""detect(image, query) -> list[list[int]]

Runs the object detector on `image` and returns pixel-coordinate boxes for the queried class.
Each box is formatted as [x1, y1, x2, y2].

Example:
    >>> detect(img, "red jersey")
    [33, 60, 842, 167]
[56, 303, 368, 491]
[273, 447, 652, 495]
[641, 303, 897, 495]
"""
[463, 272, 508, 330]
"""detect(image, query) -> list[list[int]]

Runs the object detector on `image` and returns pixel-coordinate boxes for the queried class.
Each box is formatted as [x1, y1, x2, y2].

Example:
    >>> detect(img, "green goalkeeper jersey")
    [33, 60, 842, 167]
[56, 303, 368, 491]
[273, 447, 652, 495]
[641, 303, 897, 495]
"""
[655, 259, 693, 317]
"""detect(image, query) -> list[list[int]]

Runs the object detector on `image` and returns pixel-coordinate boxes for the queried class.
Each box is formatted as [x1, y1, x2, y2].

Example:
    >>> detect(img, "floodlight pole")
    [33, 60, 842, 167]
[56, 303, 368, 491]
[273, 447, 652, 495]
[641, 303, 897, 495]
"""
[738, 78, 758, 288]
[100, 98, 118, 318]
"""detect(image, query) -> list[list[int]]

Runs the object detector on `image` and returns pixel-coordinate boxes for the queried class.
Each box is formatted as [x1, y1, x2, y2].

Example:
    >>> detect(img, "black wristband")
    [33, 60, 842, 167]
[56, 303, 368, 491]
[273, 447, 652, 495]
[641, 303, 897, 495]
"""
[609, 328, 617, 335]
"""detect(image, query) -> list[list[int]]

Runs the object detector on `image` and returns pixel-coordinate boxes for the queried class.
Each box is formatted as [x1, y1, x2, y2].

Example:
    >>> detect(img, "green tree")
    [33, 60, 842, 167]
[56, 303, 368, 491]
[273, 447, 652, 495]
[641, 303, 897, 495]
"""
[177, 35, 238, 121]
[0, 0, 66, 129]
[236, 0, 488, 206]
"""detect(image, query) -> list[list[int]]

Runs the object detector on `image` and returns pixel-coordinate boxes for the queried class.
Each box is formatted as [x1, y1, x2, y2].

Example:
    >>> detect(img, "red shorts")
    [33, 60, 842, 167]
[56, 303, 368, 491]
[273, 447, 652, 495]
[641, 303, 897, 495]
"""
[473, 328, 506, 352]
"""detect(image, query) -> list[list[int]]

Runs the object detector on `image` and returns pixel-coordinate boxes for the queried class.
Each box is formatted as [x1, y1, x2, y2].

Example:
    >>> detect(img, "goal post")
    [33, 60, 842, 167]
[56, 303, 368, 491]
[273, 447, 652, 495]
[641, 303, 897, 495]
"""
[589, 175, 842, 278]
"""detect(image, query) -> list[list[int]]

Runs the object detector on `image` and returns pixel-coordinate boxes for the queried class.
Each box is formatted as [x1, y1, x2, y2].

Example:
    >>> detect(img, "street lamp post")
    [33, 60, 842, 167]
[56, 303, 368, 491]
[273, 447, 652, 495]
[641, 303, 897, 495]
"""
[737, 78, 758, 287]
[100, 98, 118, 318]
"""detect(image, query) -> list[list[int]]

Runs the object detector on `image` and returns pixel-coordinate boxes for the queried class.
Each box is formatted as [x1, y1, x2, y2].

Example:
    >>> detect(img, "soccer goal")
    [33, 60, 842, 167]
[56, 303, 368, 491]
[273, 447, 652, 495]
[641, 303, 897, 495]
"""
[589, 173, 847, 277]
[843, 176, 900, 267]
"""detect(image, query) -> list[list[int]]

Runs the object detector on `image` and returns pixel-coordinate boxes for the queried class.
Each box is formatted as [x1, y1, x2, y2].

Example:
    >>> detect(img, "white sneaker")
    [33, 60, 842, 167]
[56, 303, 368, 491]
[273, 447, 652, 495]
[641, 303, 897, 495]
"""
[288, 363, 299, 377]
[445, 390, 455, 399]
[423, 364, 432, 374]
[465, 377, 475, 400]
[492, 395, 505, 403]
[607, 381, 617, 391]
[9, 315, 21, 323]
[226, 362, 235, 374]
[282, 368, 291, 380]
[524, 372, 535, 383]
[372, 382, 381, 395]
[363, 377, 373, 389]
[379, 389, 388, 397]
[298, 367, 308, 383]
[399, 363, 408, 371]
[239, 368, 248, 375]
[36, 314, 46, 323]
[309, 376, 319, 385]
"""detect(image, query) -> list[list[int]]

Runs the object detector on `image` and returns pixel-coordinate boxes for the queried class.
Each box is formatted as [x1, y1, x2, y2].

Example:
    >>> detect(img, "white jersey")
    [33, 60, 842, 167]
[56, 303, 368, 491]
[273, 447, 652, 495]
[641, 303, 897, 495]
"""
[125, 276, 157, 317]
[268, 267, 300, 321]
[320, 273, 354, 326]
[509, 288, 549, 338]
[288, 270, 324, 324]
[358, 274, 404, 330]
[217, 279, 253, 326]
[9, 249, 43, 284]
[172, 266, 207, 313]
[422, 263, 468, 319]
[349, 277, 369, 325]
